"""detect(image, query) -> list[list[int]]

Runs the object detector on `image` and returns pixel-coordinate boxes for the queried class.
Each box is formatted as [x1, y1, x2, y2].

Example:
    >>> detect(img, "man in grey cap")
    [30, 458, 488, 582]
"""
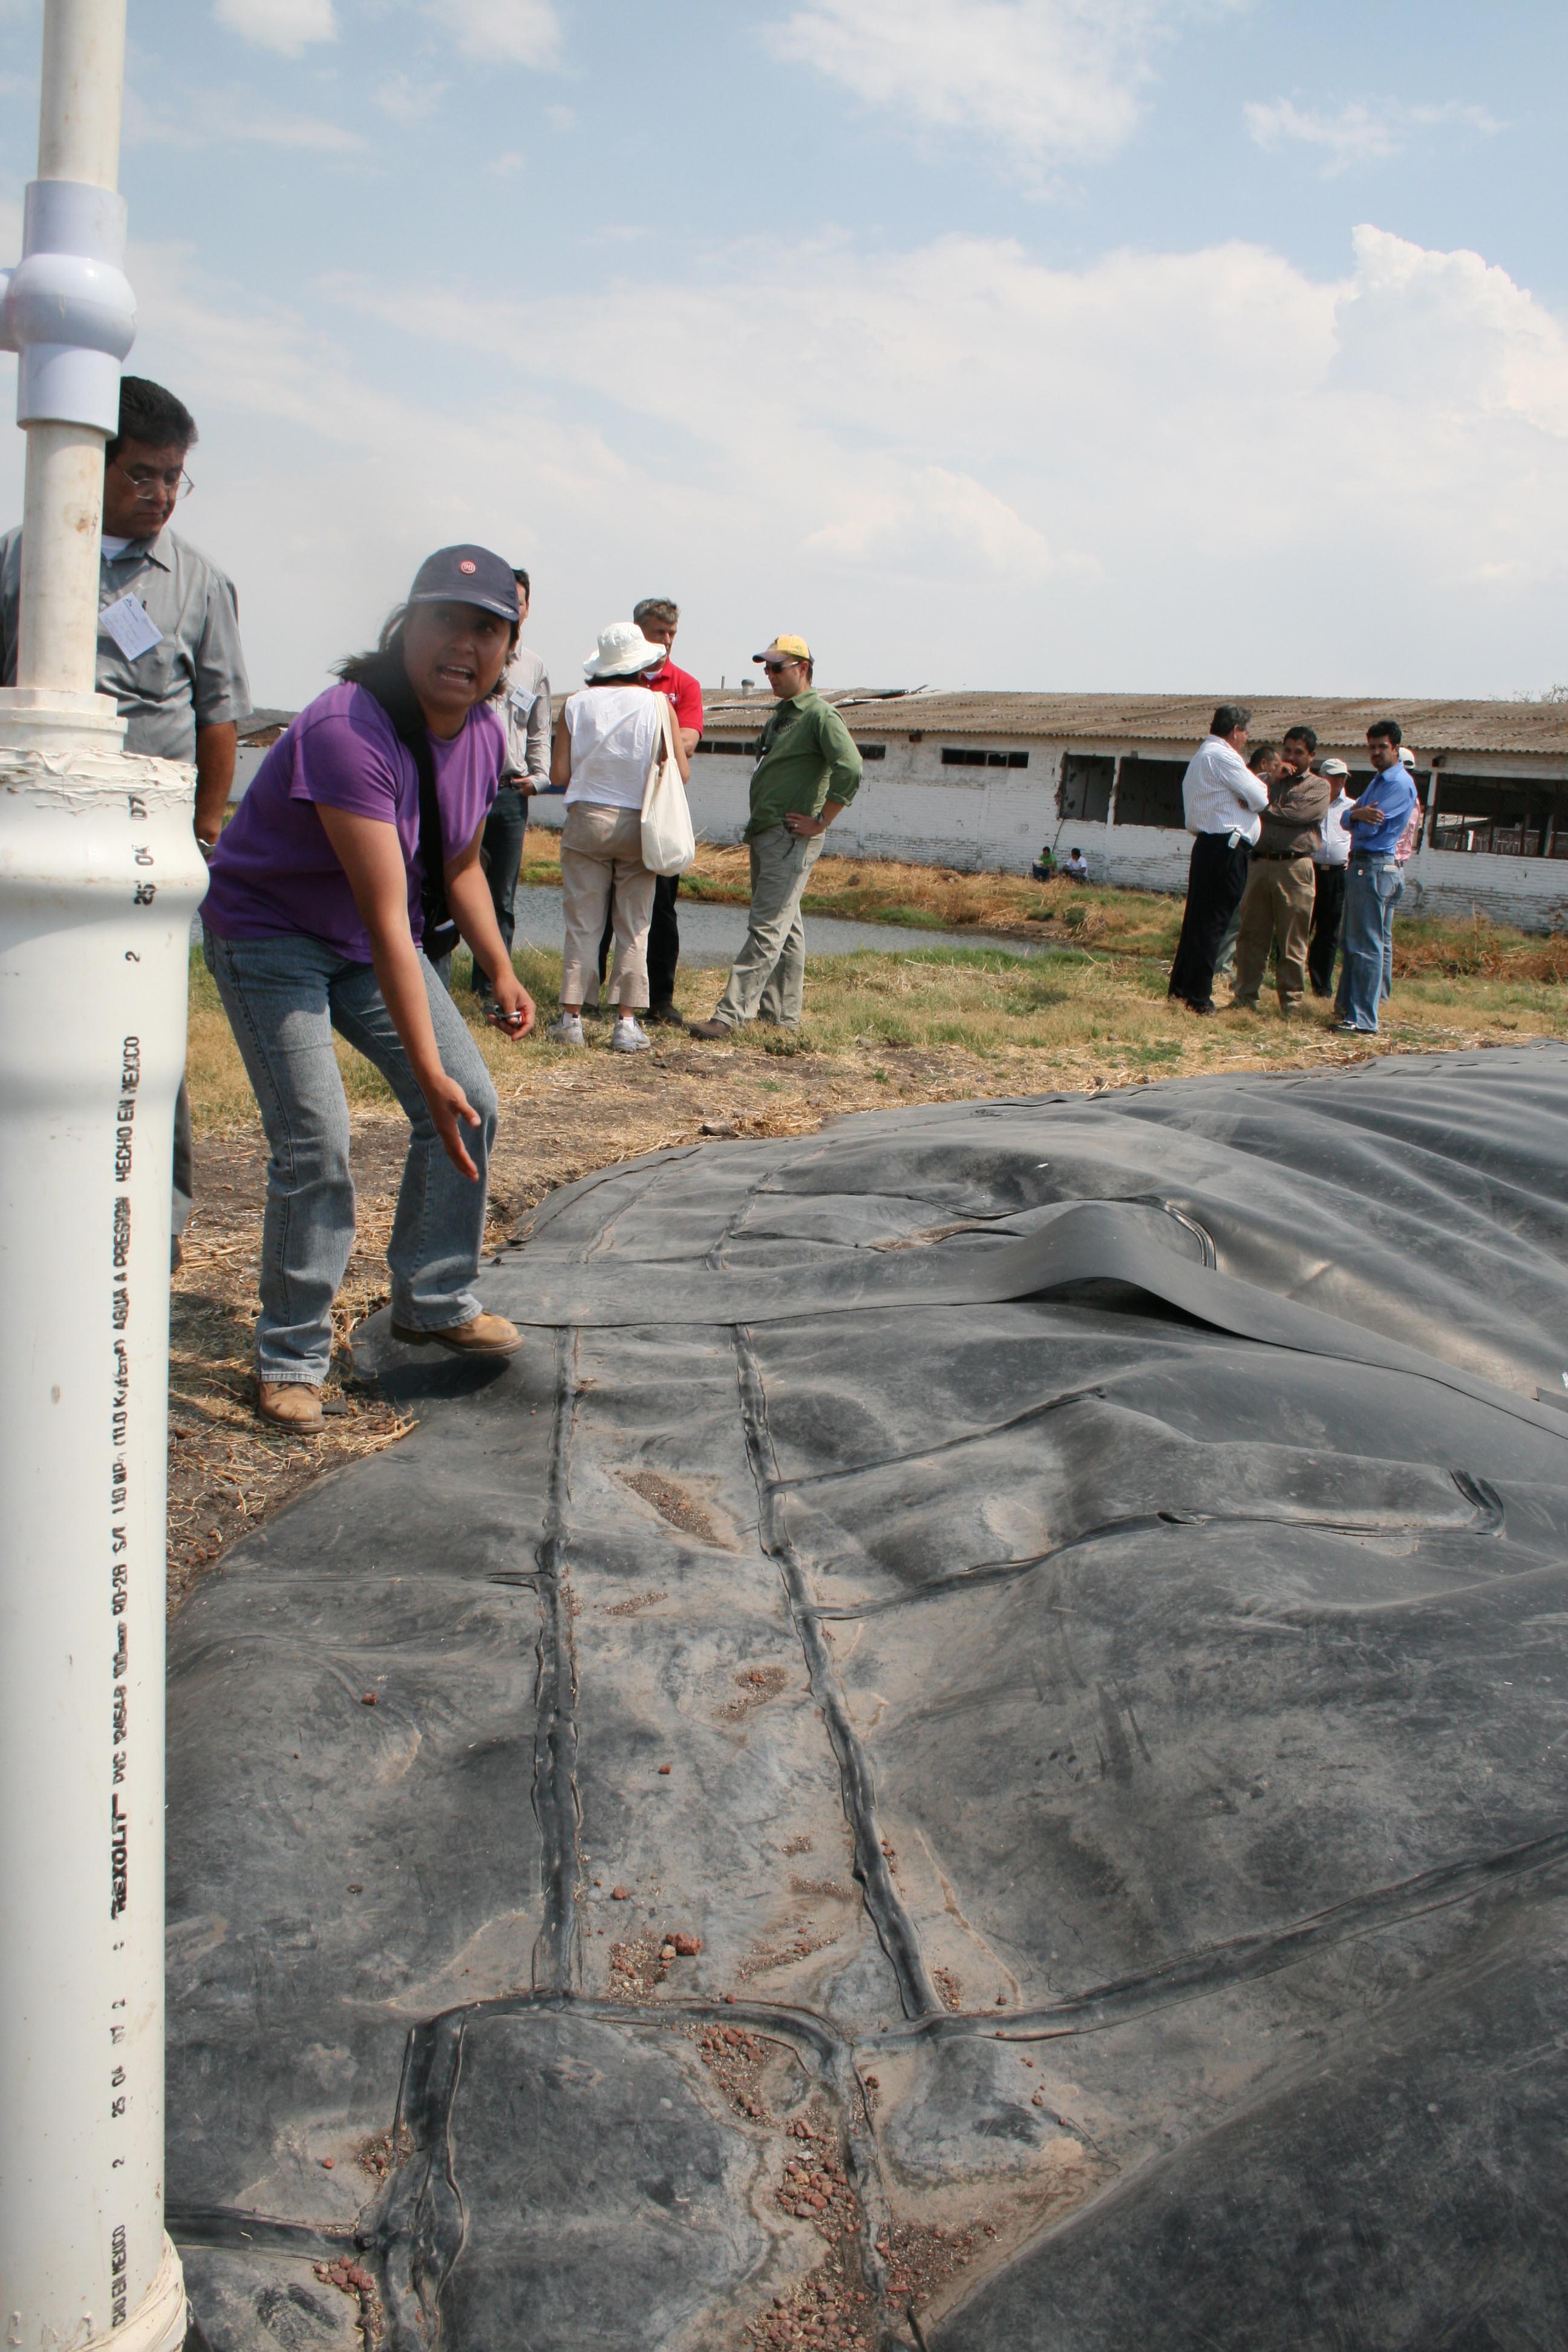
[0, 373, 250, 1258]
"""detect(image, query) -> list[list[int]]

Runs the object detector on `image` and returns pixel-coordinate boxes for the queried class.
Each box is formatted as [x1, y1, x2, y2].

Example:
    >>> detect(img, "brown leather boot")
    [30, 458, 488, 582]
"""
[389, 1311, 524, 1359]
[687, 1018, 735, 1040]
[257, 1380, 324, 1431]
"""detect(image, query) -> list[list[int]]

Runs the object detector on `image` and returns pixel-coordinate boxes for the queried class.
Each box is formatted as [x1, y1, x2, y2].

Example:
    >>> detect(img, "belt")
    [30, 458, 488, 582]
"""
[1252, 850, 1312, 861]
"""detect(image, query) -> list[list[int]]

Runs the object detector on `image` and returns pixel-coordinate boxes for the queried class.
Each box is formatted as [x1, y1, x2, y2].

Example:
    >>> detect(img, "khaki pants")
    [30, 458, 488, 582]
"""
[1232, 854, 1316, 1007]
[560, 803, 655, 1009]
[713, 823, 826, 1030]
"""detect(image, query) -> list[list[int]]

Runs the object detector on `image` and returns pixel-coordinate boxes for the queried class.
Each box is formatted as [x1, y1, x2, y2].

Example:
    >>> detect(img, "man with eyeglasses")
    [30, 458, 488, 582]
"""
[0, 373, 251, 1258]
[688, 635, 861, 1038]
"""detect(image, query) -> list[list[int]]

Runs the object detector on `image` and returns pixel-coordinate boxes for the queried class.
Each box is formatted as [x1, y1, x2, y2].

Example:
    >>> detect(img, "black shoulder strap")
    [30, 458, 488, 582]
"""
[354, 665, 459, 961]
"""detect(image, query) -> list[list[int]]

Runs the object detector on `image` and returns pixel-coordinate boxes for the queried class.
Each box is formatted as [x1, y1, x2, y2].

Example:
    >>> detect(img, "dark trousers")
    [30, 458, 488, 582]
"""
[470, 784, 529, 997]
[1168, 832, 1250, 1010]
[172, 1074, 194, 1239]
[597, 872, 680, 1006]
[1307, 863, 1346, 998]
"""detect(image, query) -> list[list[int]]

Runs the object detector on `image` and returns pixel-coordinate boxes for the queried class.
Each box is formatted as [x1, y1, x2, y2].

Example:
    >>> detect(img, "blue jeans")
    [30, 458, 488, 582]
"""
[204, 928, 498, 1385]
[1337, 857, 1402, 1032]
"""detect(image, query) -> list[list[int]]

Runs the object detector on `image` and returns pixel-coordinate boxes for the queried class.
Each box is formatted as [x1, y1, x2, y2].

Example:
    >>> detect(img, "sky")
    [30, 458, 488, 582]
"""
[0, 0, 1564, 706]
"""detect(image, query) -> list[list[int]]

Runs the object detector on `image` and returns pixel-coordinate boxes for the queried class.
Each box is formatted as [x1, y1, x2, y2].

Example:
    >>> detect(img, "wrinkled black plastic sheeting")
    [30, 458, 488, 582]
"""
[168, 1046, 1568, 2350]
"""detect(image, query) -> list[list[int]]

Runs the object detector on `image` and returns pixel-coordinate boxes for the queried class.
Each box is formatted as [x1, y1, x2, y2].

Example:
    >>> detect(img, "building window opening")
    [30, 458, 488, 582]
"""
[1058, 753, 1114, 825]
[1430, 775, 1567, 857]
[1112, 756, 1188, 829]
[941, 746, 1028, 768]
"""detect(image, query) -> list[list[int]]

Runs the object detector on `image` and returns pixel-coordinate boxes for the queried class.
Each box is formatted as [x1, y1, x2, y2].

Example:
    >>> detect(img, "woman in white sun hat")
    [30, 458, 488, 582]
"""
[547, 621, 691, 1050]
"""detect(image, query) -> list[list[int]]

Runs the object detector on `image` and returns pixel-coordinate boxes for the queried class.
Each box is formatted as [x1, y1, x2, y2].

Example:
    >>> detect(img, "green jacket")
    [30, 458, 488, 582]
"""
[745, 689, 863, 840]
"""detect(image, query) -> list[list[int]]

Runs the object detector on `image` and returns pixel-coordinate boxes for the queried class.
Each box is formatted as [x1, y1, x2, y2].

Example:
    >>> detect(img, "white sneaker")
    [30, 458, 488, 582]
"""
[547, 1013, 586, 1046]
[610, 1016, 652, 1053]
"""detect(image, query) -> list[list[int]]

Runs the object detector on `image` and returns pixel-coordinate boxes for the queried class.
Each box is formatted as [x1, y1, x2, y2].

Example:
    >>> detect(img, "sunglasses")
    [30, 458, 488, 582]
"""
[763, 659, 802, 675]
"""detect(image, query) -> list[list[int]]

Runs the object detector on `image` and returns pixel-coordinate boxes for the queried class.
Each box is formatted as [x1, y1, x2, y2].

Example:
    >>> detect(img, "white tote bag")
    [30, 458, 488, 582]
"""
[640, 694, 696, 876]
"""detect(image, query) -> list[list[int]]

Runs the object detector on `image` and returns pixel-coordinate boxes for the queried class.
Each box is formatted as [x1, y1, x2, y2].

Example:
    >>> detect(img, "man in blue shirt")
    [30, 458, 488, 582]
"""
[1337, 719, 1419, 1034]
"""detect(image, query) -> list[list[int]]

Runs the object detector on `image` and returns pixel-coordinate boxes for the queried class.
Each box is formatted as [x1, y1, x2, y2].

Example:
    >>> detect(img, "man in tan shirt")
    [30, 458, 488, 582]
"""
[1230, 725, 1330, 1014]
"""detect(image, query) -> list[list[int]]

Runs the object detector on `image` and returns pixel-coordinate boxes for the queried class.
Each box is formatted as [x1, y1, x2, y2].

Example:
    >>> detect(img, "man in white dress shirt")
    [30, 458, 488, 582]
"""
[1166, 705, 1269, 1014]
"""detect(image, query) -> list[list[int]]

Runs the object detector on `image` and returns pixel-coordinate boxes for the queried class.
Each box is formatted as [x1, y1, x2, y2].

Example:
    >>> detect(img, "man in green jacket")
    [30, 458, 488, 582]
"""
[690, 635, 862, 1037]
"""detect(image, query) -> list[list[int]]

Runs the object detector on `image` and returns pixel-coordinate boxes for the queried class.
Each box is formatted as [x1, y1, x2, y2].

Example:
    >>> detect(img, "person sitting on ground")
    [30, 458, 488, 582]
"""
[1063, 846, 1090, 881]
[1166, 705, 1269, 1016]
[1229, 726, 1330, 1016]
[689, 636, 862, 1039]
[200, 545, 536, 1431]
[1030, 843, 1057, 881]
[1307, 757, 1353, 999]
[549, 621, 691, 1053]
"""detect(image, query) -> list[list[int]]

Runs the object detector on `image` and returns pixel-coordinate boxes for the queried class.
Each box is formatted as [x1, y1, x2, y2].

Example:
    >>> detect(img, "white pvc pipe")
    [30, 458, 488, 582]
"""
[18, 423, 109, 693]
[15, 0, 126, 702]
[0, 4, 198, 2350]
[0, 750, 204, 2352]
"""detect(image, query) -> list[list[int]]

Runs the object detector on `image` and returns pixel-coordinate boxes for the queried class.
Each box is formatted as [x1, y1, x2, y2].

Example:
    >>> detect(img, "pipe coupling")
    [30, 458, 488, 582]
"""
[0, 179, 136, 433]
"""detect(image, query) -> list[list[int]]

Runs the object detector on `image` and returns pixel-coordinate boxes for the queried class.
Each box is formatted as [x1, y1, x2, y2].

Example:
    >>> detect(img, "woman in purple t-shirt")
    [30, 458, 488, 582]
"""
[203, 545, 537, 1430]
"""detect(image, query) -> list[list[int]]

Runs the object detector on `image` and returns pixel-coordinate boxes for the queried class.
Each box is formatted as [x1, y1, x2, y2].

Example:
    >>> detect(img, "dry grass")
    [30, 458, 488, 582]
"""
[172, 866, 1568, 1610]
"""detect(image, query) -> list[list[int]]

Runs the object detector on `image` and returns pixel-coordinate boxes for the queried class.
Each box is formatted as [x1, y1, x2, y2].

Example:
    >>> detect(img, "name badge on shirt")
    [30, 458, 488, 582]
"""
[509, 688, 537, 723]
[99, 593, 164, 662]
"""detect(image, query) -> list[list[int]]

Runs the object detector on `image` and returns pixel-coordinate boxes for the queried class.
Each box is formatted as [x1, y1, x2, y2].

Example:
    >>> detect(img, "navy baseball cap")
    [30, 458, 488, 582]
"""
[407, 544, 519, 624]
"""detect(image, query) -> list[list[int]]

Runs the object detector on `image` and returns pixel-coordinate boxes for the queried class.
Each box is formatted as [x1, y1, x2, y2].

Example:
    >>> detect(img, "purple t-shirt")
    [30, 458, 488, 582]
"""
[203, 681, 504, 962]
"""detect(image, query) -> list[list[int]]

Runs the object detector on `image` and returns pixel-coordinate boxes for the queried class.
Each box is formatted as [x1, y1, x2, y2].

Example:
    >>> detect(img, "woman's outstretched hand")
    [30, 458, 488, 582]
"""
[427, 1070, 485, 1180]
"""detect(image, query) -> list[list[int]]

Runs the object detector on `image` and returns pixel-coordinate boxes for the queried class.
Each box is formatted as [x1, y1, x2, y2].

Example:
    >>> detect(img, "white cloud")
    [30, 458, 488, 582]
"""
[435, 0, 563, 67]
[766, 0, 1236, 179]
[12, 220, 1561, 706]
[1244, 96, 1501, 175]
[125, 87, 365, 154]
[213, 0, 336, 56]
[374, 72, 449, 124]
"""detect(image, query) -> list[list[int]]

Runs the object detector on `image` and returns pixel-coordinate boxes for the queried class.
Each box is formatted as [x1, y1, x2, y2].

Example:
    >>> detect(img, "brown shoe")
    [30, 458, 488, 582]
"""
[389, 1311, 524, 1359]
[257, 1380, 324, 1432]
[687, 1018, 735, 1040]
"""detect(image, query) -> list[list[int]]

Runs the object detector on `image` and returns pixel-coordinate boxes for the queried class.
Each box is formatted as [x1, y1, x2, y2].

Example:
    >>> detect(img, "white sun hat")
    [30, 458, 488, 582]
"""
[583, 621, 666, 680]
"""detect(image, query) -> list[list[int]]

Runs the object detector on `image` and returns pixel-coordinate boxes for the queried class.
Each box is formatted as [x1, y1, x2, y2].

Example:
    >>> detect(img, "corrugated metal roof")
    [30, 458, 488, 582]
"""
[697, 690, 1568, 758]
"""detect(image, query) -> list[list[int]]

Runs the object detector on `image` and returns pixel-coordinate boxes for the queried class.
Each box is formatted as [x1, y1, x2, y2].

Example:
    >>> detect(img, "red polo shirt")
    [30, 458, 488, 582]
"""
[645, 658, 703, 738]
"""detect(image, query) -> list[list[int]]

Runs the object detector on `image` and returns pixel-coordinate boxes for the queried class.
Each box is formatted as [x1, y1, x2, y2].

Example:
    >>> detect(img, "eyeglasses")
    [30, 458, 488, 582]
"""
[114, 462, 194, 501]
[763, 659, 800, 675]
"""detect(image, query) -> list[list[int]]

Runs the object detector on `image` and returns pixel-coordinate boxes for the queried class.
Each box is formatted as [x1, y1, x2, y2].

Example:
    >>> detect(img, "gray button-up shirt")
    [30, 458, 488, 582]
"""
[500, 645, 550, 788]
[0, 524, 250, 762]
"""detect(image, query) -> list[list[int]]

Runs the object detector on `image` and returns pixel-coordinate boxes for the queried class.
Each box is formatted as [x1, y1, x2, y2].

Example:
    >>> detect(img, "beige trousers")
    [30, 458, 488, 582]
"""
[1233, 854, 1316, 1007]
[560, 803, 656, 1008]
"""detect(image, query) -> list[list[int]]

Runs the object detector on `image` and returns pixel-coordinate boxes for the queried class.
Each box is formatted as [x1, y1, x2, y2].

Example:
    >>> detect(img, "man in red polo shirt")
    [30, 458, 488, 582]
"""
[592, 595, 704, 1022]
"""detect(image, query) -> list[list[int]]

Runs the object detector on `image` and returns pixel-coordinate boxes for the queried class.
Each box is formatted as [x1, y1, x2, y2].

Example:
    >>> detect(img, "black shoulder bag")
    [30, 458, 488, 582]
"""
[354, 656, 460, 963]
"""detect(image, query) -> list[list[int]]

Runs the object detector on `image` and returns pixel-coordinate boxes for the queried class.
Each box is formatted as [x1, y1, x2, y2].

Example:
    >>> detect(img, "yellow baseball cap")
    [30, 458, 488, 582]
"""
[753, 635, 811, 664]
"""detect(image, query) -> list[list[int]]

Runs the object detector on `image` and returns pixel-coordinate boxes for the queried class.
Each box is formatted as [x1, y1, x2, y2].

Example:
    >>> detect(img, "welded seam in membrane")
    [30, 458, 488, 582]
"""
[809, 1474, 1509, 1621]
[733, 1323, 943, 2022]
[877, 1823, 1568, 2050]
[531, 1324, 583, 1995]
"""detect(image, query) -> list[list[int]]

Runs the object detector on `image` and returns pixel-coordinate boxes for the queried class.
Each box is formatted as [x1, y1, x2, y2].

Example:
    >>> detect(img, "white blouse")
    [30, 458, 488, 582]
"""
[562, 685, 660, 811]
